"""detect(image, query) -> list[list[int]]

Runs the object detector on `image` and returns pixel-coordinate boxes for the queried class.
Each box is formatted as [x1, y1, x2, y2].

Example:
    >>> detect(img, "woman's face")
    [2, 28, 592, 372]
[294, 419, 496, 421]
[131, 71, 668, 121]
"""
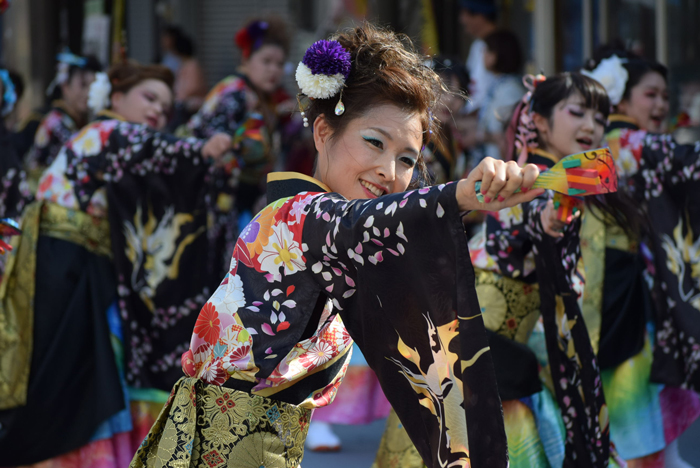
[534, 92, 606, 160]
[111, 79, 173, 130]
[61, 70, 96, 115]
[242, 45, 286, 94]
[313, 104, 423, 200]
[618, 71, 669, 132]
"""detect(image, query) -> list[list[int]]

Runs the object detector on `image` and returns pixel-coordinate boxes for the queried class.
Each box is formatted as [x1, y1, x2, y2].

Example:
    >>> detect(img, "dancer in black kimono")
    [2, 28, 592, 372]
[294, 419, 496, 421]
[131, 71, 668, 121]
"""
[131, 23, 546, 468]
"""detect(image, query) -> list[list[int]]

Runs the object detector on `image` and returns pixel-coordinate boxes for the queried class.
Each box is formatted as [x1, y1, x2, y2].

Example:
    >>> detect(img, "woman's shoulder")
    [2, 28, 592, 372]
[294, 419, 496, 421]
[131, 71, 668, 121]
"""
[495, 76, 525, 96]
[209, 75, 248, 98]
[65, 119, 123, 153]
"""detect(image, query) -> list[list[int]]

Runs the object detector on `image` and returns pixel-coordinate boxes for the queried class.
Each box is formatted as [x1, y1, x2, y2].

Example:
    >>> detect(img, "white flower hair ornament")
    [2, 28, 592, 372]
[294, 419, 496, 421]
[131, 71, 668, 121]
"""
[295, 39, 351, 127]
[88, 72, 112, 113]
[582, 55, 629, 106]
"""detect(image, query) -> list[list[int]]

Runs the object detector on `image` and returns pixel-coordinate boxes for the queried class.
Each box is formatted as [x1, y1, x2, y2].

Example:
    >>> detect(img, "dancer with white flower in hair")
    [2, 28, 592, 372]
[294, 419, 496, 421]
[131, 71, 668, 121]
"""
[24, 50, 102, 191]
[0, 62, 233, 467]
[130, 23, 546, 468]
[580, 50, 700, 468]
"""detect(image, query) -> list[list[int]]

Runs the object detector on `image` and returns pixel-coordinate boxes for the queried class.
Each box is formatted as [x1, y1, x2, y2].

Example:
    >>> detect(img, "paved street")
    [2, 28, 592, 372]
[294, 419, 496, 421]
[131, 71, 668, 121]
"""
[302, 416, 700, 467]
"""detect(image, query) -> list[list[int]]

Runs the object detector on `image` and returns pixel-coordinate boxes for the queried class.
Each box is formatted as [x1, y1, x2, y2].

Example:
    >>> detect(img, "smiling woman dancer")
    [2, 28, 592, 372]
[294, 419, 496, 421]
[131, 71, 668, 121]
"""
[130, 23, 544, 468]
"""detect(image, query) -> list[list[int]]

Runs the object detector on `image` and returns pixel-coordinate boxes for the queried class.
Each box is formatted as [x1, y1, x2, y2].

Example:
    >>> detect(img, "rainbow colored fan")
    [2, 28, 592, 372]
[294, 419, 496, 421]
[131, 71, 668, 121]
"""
[475, 148, 617, 210]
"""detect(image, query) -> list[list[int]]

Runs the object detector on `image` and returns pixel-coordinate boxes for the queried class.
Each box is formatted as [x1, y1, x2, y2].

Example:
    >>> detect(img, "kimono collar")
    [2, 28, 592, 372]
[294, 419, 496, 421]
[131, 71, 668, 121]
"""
[95, 109, 127, 122]
[607, 114, 639, 132]
[266, 172, 331, 204]
[53, 100, 79, 123]
[528, 147, 558, 169]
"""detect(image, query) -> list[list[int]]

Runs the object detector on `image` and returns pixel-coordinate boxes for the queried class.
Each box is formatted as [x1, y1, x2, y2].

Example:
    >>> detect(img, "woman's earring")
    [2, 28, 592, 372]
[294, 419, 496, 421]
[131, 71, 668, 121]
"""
[334, 88, 345, 116]
[297, 94, 309, 127]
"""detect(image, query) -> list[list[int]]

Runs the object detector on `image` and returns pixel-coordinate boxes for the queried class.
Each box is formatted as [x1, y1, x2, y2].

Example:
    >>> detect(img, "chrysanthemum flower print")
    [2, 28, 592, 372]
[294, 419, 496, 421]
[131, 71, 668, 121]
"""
[257, 222, 306, 277]
[201, 357, 227, 385]
[300, 341, 334, 367]
[223, 342, 252, 375]
[194, 302, 221, 345]
[223, 273, 246, 309]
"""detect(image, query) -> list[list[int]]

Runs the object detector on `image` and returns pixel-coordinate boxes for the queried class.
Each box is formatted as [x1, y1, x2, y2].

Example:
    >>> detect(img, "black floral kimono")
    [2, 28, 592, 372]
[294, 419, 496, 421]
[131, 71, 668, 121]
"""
[187, 74, 279, 194]
[462, 149, 609, 467]
[131, 172, 508, 468]
[0, 120, 31, 220]
[0, 112, 220, 464]
[602, 116, 700, 390]
[25, 101, 81, 191]
[184, 74, 283, 277]
[0, 120, 31, 282]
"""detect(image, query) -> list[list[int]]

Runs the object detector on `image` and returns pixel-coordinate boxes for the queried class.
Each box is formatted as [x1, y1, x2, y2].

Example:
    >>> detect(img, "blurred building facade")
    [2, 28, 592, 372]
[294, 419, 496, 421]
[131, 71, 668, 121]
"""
[1, 0, 698, 121]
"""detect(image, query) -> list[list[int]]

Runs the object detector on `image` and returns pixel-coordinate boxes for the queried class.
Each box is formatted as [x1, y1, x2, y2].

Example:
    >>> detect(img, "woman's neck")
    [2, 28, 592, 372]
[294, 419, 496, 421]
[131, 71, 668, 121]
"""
[97, 109, 127, 121]
[609, 113, 638, 125]
[58, 100, 85, 127]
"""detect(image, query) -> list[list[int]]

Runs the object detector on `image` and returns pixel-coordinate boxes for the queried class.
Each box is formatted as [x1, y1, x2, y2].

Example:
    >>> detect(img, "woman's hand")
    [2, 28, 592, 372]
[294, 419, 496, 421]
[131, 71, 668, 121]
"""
[457, 157, 544, 212]
[541, 199, 581, 238]
[202, 133, 233, 161]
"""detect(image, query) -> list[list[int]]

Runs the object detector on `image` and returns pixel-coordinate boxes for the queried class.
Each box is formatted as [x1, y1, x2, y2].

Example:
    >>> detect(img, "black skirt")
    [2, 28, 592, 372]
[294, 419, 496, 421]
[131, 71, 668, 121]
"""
[0, 237, 124, 466]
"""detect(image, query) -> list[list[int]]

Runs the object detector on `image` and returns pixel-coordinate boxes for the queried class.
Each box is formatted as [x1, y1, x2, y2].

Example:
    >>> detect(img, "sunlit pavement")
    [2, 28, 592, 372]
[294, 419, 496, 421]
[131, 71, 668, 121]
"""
[301, 417, 700, 468]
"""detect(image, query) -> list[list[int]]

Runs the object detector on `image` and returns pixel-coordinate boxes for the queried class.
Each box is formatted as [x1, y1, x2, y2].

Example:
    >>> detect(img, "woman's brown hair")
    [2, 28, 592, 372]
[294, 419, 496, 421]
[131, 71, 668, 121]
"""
[107, 62, 175, 98]
[304, 23, 450, 181]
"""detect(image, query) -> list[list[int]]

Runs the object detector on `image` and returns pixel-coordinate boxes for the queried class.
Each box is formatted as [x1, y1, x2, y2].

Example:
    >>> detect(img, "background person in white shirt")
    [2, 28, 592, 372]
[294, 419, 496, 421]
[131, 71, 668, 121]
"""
[459, 0, 497, 113]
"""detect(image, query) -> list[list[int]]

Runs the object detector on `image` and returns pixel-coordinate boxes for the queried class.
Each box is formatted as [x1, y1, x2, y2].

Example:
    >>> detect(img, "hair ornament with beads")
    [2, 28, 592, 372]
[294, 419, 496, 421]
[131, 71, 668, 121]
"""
[506, 73, 547, 165]
[295, 40, 351, 126]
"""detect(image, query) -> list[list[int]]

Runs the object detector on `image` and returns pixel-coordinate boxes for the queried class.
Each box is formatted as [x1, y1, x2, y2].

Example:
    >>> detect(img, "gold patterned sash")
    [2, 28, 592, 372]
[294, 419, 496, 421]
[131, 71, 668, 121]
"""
[130, 377, 311, 468]
[0, 202, 111, 410]
[474, 268, 541, 344]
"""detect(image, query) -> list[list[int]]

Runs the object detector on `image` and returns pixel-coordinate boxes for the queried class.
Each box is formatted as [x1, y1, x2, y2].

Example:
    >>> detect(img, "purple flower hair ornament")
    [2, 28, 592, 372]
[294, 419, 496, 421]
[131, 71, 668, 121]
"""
[295, 40, 351, 100]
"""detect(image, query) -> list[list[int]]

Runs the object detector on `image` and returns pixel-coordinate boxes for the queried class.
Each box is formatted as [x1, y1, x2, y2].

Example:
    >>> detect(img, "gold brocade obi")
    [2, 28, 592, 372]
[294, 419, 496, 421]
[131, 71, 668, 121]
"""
[474, 268, 541, 344]
[129, 377, 311, 468]
[0, 201, 111, 410]
[39, 202, 112, 256]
